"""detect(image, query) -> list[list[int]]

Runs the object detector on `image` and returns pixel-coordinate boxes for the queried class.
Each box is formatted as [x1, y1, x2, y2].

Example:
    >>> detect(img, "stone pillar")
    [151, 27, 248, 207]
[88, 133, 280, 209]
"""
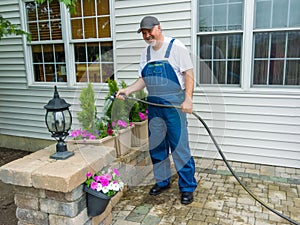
[0, 143, 119, 225]
[0, 141, 152, 225]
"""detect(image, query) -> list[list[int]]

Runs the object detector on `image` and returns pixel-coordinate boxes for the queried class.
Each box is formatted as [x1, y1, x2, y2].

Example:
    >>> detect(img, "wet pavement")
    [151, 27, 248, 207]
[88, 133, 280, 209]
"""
[111, 158, 300, 225]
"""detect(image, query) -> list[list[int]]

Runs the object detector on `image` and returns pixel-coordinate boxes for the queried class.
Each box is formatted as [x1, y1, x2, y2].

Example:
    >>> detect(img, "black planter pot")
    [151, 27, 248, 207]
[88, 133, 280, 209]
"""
[84, 185, 112, 217]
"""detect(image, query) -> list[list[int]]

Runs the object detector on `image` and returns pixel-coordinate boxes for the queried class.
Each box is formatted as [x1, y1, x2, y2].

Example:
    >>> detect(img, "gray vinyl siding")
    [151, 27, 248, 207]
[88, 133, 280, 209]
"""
[190, 92, 300, 168]
[115, 0, 192, 84]
[0, 0, 299, 168]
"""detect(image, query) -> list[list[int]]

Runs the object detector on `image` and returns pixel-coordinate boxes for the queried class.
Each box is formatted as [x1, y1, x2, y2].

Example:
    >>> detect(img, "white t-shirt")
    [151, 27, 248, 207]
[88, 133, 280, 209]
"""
[138, 37, 193, 90]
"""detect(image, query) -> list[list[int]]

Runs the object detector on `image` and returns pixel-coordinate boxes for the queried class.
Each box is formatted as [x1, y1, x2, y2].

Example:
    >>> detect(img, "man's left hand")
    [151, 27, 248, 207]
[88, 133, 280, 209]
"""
[181, 98, 193, 114]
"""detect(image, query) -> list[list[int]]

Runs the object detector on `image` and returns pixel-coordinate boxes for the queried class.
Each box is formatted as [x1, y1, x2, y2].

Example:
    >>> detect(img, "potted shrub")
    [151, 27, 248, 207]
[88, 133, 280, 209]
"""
[129, 89, 148, 147]
[105, 79, 134, 157]
[77, 83, 96, 132]
[68, 83, 116, 148]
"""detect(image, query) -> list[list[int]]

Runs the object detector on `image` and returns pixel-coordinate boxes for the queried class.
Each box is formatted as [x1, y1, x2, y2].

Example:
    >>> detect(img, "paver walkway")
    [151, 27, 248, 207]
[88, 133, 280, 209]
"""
[111, 158, 300, 225]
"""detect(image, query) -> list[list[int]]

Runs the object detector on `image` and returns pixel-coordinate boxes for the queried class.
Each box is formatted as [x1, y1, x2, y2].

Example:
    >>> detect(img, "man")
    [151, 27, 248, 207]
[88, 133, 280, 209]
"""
[116, 16, 197, 204]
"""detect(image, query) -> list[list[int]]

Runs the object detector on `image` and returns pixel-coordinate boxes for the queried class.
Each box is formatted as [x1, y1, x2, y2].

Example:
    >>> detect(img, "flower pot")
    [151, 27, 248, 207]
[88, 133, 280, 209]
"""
[115, 126, 133, 157]
[68, 135, 117, 149]
[131, 120, 148, 147]
[84, 185, 113, 217]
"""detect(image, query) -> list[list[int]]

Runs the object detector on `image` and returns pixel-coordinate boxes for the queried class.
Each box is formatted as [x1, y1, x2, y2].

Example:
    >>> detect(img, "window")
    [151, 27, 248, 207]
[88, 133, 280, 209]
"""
[253, 0, 300, 86]
[25, 0, 114, 84]
[197, 0, 243, 85]
[196, 0, 300, 87]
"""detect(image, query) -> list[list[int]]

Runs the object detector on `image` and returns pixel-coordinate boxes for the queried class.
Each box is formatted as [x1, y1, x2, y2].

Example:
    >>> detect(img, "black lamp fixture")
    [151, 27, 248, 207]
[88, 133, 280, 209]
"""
[44, 86, 74, 160]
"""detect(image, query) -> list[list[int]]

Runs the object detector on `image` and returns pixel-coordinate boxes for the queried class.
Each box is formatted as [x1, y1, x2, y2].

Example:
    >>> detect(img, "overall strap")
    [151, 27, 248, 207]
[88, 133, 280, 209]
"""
[146, 38, 175, 62]
[146, 46, 151, 62]
[164, 38, 175, 58]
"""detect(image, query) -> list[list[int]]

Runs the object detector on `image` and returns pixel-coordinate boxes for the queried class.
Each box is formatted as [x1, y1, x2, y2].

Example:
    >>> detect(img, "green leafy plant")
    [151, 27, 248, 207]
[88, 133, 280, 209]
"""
[77, 83, 96, 132]
[94, 116, 115, 138]
[0, 16, 31, 41]
[105, 79, 130, 127]
[129, 89, 148, 122]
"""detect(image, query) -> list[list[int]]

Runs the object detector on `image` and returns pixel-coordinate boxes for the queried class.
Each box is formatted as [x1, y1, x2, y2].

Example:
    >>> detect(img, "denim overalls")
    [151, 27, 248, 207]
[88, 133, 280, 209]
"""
[141, 38, 197, 192]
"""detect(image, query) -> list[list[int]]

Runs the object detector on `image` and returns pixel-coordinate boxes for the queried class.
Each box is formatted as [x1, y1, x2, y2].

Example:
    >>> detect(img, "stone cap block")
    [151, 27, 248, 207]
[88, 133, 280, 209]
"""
[0, 143, 116, 193]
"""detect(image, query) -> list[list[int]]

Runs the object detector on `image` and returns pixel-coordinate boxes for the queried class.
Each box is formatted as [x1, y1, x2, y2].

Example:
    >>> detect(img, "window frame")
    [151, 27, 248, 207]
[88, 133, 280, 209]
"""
[21, 0, 116, 88]
[192, 0, 300, 93]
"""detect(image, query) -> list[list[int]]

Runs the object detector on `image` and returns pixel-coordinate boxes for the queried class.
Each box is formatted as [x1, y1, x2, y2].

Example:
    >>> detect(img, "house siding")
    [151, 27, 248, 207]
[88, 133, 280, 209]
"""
[0, 0, 299, 168]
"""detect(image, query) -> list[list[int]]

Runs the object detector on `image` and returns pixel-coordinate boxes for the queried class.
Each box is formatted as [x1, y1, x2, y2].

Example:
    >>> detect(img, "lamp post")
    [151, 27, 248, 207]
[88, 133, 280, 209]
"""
[44, 86, 74, 160]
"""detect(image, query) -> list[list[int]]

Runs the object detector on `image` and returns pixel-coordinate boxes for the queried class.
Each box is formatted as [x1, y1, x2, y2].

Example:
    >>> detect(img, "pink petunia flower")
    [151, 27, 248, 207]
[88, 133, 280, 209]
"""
[113, 168, 120, 176]
[86, 172, 92, 178]
[90, 181, 98, 190]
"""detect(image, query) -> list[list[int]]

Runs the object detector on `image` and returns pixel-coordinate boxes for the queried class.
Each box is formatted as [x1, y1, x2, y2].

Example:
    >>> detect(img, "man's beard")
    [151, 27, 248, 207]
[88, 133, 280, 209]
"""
[146, 36, 156, 47]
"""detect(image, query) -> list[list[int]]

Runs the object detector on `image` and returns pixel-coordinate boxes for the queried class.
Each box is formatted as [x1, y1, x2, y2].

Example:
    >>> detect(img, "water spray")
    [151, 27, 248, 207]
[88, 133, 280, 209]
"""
[107, 92, 299, 225]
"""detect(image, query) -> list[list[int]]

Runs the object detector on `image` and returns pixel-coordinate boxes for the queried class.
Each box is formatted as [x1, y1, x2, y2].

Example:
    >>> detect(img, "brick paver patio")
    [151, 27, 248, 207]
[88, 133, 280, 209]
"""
[111, 158, 300, 225]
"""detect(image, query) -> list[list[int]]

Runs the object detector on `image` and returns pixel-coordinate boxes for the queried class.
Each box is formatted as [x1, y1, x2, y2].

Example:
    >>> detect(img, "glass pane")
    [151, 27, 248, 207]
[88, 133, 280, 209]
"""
[286, 60, 300, 85]
[49, 1, 61, 20]
[287, 32, 300, 58]
[213, 5, 227, 31]
[254, 33, 269, 58]
[269, 60, 284, 85]
[39, 21, 50, 40]
[26, 2, 37, 21]
[55, 44, 65, 62]
[102, 63, 114, 82]
[75, 44, 86, 62]
[97, 0, 110, 15]
[76, 64, 87, 82]
[272, 0, 288, 28]
[84, 0, 95, 16]
[34, 64, 44, 81]
[213, 61, 226, 84]
[200, 36, 212, 59]
[199, 0, 212, 5]
[290, 0, 300, 27]
[56, 63, 67, 82]
[199, 61, 212, 84]
[88, 63, 100, 82]
[199, 6, 212, 32]
[214, 35, 226, 58]
[84, 18, 97, 38]
[98, 17, 111, 38]
[270, 32, 286, 58]
[43, 45, 54, 63]
[71, 1, 82, 17]
[253, 60, 268, 85]
[45, 64, 55, 81]
[228, 3, 243, 30]
[87, 43, 100, 62]
[215, 0, 227, 3]
[71, 19, 83, 39]
[51, 21, 62, 40]
[227, 61, 240, 84]
[101, 42, 113, 62]
[32, 45, 42, 63]
[255, 0, 271, 29]
[37, 4, 49, 20]
[28, 22, 38, 41]
[228, 35, 242, 59]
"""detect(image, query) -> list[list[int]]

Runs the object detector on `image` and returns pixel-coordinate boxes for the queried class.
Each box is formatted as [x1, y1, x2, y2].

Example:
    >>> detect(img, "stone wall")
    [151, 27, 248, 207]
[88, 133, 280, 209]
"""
[0, 142, 152, 225]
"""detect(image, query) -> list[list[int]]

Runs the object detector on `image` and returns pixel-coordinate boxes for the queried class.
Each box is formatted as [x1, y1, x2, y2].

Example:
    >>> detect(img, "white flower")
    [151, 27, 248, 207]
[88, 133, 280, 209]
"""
[96, 183, 102, 192]
[111, 182, 120, 191]
[102, 186, 109, 194]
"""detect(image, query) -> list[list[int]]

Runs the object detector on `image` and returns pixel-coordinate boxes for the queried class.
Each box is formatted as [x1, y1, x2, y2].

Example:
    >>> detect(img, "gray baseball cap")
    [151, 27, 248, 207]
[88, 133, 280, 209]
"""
[137, 16, 160, 33]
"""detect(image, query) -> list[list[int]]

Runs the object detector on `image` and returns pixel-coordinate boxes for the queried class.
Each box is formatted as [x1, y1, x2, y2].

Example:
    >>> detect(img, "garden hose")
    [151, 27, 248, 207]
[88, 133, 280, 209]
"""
[110, 93, 299, 225]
